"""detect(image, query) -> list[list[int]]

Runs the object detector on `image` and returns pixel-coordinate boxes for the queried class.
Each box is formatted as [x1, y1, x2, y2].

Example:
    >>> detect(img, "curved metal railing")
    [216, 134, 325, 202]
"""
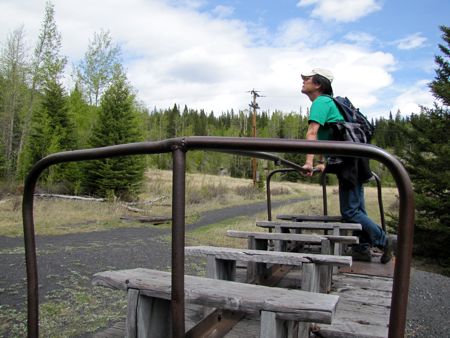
[22, 136, 414, 338]
[265, 169, 385, 230]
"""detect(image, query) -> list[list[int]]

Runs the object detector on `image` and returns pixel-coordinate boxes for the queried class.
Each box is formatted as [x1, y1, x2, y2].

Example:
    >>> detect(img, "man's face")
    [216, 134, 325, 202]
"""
[301, 76, 319, 95]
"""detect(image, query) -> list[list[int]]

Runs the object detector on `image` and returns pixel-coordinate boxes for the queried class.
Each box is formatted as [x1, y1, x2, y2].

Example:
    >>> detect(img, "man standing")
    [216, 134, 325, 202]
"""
[300, 68, 392, 263]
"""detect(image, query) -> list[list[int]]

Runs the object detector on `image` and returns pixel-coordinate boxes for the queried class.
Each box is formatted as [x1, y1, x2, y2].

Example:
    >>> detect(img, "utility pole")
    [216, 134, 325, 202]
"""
[249, 89, 261, 186]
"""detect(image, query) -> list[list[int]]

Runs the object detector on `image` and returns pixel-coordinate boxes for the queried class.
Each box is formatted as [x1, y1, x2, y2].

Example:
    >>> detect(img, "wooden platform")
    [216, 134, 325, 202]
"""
[221, 267, 392, 338]
[313, 272, 392, 338]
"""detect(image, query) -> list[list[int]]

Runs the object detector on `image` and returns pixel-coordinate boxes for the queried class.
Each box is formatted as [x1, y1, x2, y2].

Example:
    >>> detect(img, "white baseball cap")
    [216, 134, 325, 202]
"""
[301, 68, 334, 83]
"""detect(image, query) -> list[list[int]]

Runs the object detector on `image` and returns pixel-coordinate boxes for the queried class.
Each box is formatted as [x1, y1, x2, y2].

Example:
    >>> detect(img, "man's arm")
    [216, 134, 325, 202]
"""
[302, 122, 325, 175]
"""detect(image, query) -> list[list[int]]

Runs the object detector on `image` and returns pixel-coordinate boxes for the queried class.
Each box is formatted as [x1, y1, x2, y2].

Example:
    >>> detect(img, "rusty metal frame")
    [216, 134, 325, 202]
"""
[266, 168, 298, 221]
[22, 136, 414, 338]
[266, 169, 386, 230]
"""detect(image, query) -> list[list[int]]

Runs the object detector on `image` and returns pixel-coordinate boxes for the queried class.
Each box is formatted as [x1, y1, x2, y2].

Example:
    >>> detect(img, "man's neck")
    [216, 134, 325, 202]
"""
[308, 92, 321, 102]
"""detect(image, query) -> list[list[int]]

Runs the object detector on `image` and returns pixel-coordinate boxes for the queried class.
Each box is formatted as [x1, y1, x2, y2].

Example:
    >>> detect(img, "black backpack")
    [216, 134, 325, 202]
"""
[324, 95, 374, 185]
[331, 96, 374, 143]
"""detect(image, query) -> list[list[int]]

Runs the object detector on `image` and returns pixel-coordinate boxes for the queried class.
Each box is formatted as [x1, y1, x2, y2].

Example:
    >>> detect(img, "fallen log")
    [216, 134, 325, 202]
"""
[35, 194, 105, 202]
[120, 215, 172, 224]
[34, 194, 167, 210]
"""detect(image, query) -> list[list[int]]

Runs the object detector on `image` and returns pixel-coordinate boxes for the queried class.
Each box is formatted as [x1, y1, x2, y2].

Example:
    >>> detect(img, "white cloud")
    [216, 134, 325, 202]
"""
[0, 0, 422, 119]
[168, 0, 207, 10]
[297, 0, 382, 22]
[391, 80, 434, 115]
[274, 19, 329, 47]
[395, 33, 427, 50]
[344, 32, 376, 45]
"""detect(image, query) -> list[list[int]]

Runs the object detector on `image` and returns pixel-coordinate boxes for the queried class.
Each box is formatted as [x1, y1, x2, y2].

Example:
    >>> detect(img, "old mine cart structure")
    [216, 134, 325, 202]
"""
[22, 136, 414, 337]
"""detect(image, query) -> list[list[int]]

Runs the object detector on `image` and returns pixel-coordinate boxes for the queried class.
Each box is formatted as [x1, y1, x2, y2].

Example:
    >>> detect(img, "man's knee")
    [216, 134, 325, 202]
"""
[341, 209, 359, 222]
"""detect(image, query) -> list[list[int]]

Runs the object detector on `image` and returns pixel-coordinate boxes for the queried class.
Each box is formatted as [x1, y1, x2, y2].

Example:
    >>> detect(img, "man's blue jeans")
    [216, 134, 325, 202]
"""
[339, 182, 387, 250]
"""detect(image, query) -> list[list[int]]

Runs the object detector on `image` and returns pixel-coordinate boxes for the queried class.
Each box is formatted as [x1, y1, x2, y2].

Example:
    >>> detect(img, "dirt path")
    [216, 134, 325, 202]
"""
[1, 198, 449, 337]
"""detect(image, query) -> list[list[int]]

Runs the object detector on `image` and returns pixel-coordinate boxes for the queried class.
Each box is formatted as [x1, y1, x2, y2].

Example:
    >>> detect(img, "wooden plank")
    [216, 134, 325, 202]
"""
[276, 215, 343, 222]
[247, 236, 269, 282]
[126, 289, 139, 338]
[313, 272, 392, 338]
[226, 230, 359, 244]
[322, 235, 359, 244]
[320, 239, 332, 293]
[93, 268, 339, 324]
[260, 311, 284, 338]
[136, 293, 171, 338]
[185, 246, 352, 267]
[206, 254, 236, 280]
[334, 273, 393, 292]
[316, 307, 389, 337]
[227, 230, 325, 243]
[301, 263, 320, 293]
[257, 220, 362, 231]
[314, 326, 386, 338]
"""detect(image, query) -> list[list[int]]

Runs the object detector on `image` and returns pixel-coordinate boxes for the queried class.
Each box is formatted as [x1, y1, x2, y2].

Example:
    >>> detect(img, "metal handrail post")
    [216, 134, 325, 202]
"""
[266, 168, 297, 221]
[320, 171, 386, 229]
[22, 166, 40, 338]
[372, 173, 386, 231]
[22, 141, 175, 337]
[387, 162, 414, 338]
[320, 171, 328, 216]
[172, 146, 186, 338]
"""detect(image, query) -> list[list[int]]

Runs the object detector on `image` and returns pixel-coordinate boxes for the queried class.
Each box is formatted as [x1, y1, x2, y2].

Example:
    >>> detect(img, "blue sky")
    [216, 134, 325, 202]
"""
[0, 0, 448, 119]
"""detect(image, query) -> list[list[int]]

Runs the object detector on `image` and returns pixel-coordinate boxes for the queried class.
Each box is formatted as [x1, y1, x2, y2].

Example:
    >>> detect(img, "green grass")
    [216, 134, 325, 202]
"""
[184, 186, 399, 249]
[0, 271, 127, 338]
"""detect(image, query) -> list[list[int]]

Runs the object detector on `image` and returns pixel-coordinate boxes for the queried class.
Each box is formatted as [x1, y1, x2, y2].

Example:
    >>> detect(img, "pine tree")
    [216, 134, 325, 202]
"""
[68, 84, 97, 148]
[430, 26, 450, 106]
[17, 1, 67, 178]
[402, 25, 450, 269]
[20, 80, 79, 189]
[166, 104, 180, 138]
[82, 66, 145, 200]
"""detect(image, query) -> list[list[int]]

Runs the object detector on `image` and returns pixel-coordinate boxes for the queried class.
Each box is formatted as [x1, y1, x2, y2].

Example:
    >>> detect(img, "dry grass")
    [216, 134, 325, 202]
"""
[0, 170, 304, 237]
[0, 169, 398, 237]
[275, 184, 399, 229]
[185, 184, 399, 248]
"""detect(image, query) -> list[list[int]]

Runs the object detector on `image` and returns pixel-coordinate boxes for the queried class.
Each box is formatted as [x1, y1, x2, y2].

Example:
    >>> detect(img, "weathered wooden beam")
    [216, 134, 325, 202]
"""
[256, 220, 362, 231]
[226, 230, 359, 244]
[93, 268, 339, 323]
[185, 246, 352, 267]
[276, 215, 343, 222]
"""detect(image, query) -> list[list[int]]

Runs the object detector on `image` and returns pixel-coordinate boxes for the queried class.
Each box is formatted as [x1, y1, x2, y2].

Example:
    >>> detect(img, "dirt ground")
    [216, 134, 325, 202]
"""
[1, 199, 449, 337]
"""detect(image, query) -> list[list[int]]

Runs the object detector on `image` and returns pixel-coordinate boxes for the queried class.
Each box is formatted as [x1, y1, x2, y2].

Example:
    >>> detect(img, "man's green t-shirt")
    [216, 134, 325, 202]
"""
[309, 95, 344, 140]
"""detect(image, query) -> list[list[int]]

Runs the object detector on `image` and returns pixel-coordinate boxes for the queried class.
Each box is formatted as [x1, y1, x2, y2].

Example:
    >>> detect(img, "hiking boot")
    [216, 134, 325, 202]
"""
[351, 246, 371, 262]
[380, 236, 393, 264]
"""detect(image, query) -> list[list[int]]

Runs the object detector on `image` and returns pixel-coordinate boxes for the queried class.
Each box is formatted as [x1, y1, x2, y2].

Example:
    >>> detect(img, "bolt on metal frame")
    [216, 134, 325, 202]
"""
[22, 136, 414, 338]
